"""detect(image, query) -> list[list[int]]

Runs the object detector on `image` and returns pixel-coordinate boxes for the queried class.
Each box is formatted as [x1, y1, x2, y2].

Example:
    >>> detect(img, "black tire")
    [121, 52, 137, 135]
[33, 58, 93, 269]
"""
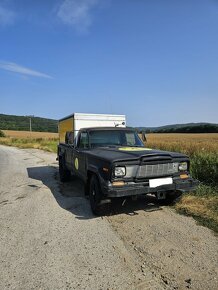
[59, 157, 71, 182]
[89, 175, 103, 215]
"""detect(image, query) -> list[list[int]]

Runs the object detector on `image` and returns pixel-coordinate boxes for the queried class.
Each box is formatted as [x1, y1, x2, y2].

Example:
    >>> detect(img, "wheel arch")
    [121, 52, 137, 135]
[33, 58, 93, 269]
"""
[85, 169, 100, 196]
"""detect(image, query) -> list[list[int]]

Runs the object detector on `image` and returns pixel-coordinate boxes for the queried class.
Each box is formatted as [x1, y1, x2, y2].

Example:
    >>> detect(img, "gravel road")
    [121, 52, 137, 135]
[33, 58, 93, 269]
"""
[0, 145, 217, 290]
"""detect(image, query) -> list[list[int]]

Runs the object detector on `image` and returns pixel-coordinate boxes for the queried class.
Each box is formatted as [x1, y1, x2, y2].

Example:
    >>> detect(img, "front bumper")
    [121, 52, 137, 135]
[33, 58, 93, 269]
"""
[103, 178, 199, 198]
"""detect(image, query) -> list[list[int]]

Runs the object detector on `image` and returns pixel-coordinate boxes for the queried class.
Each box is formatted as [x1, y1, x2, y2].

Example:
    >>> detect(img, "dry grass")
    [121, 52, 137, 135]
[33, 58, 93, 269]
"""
[175, 194, 218, 232]
[0, 131, 58, 152]
[175, 195, 217, 221]
[2, 130, 58, 139]
[0, 137, 58, 152]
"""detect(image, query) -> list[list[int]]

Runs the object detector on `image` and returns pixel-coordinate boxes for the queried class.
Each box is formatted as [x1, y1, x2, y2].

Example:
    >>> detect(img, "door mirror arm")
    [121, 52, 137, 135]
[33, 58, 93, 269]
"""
[141, 131, 147, 142]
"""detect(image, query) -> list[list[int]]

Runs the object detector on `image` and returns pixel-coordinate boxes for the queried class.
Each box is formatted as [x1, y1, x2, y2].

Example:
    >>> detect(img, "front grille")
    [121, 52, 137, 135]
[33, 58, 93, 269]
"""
[137, 163, 178, 178]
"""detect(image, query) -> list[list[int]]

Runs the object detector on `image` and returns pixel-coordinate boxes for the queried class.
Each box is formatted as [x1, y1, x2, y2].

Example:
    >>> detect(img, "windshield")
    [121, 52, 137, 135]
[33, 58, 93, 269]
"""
[89, 130, 144, 148]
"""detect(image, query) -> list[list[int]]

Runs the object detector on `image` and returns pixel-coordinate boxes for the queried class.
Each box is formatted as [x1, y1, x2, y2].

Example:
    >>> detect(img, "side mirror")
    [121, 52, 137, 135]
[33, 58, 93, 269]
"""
[65, 131, 74, 144]
[65, 131, 70, 144]
[141, 131, 147, 142]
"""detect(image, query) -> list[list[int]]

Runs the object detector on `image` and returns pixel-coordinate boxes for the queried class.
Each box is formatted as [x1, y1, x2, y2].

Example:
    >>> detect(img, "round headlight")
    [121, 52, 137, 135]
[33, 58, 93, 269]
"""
[114, 166, 126, 177]
[179, 162, 188, 171]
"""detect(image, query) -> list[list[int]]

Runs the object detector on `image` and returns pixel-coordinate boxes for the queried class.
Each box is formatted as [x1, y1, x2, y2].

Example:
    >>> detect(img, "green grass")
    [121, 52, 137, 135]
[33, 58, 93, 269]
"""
[0, 137, 58, 153]
[190, 152, 218, 186]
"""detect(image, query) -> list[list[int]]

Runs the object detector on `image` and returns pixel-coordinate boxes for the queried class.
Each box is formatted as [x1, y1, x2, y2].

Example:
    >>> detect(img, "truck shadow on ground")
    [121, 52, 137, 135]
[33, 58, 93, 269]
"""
[27, 166, 163, 220]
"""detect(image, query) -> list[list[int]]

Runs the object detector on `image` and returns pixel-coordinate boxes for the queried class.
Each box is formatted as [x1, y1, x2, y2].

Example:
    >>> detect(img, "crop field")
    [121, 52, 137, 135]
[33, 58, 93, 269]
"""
[2, 130, 58, 139]
[0, 130, 58, 152]
[147, 133, 218, 184]
[146, 133, 218, 232]
[146, 133, 218, 185]
[0, 131, 217, 232]
[147, 133, 218, 154]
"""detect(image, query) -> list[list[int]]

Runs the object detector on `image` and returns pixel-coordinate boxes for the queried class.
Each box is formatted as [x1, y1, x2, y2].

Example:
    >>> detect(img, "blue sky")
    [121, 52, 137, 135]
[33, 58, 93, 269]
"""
[0, 0, 217, 127]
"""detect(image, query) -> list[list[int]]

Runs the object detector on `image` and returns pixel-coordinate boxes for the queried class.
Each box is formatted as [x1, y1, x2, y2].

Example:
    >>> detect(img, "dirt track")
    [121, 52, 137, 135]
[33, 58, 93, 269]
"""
[0, 145, 217, 290]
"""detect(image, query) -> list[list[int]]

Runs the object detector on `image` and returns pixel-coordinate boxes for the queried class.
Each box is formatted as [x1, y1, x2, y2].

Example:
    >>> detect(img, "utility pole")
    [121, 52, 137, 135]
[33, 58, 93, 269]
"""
[29, 117, 32, 132]
[26, 115, 34, 132]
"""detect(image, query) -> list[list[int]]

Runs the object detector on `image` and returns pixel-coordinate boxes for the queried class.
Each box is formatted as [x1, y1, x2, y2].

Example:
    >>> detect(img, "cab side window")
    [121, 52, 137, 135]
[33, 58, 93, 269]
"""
[78, 132, 89, 149]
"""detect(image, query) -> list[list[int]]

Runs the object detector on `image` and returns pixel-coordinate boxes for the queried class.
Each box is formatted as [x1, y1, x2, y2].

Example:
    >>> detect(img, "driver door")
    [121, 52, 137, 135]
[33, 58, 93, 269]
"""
[73, 131, 89, 181]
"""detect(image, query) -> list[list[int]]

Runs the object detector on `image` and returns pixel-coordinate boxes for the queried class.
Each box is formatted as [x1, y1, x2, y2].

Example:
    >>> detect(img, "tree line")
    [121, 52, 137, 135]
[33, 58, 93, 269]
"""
[0, 114, 58, 132]
[139, 124, 218, 133]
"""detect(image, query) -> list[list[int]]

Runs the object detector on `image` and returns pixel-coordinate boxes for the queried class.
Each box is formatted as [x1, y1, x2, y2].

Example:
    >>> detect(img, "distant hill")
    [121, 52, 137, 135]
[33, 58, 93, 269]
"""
[136, 122, 218, 133]
[0, 114, 58, 133]
[1, 114, 217, 134]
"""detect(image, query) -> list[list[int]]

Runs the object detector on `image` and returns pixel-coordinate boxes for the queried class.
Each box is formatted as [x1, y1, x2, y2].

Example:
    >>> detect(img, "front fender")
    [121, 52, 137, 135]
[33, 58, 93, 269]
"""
[87, 164, 109, 196]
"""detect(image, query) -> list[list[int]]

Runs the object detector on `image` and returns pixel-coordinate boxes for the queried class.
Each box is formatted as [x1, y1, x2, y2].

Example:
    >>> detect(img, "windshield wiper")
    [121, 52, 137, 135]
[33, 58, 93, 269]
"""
[120, 144, 144, 147]
[91, 144, 119, 148]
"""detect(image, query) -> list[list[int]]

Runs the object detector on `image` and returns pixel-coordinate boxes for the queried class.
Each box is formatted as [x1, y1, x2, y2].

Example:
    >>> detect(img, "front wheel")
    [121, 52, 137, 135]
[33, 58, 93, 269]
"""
[89, 175, 103, 215]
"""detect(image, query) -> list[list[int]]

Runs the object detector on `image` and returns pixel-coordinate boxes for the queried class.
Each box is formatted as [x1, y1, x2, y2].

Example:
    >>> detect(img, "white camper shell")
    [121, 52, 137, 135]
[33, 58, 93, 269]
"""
[58, 113, 126, 143]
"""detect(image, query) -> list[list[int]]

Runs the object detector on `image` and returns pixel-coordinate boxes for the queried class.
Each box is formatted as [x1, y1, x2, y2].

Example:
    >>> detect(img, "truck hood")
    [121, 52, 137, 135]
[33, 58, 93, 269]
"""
[87, 146, 188, 163]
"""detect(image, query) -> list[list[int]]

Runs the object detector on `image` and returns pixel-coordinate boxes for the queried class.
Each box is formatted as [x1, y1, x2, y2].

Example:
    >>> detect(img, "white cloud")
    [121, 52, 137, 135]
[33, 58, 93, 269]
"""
[0, 5, 15, 26]
[57, 0, 99, 32]
[0, 61, 53, 79]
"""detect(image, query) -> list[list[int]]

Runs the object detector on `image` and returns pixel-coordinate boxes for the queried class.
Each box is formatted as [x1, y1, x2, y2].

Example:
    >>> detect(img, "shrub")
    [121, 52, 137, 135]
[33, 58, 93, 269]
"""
[190, 152, 218, 186]
[0, 130, 5, 137]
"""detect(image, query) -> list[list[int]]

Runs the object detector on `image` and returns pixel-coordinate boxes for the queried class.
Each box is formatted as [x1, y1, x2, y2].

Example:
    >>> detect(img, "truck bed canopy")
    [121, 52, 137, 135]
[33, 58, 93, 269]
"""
[58, 113, 126, 143]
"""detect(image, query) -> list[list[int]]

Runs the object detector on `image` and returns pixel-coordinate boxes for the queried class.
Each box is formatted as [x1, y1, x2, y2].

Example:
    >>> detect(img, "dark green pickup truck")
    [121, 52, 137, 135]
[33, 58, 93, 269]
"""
[57, 127, 198, 215]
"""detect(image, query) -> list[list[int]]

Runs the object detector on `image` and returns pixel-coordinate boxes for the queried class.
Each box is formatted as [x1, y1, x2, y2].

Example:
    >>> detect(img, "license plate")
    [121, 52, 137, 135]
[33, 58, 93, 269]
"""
[149, 177, 173, 188]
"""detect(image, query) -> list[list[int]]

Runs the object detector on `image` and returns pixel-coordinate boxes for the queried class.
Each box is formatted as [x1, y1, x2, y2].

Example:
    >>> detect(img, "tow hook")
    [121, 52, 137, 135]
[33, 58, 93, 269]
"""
[157, 191, 166, 200]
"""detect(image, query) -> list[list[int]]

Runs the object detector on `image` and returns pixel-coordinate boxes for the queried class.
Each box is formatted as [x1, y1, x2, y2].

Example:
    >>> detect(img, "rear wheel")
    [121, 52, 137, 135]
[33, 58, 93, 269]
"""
[59, 157, 71, 182]
[89, 175, 103, 215]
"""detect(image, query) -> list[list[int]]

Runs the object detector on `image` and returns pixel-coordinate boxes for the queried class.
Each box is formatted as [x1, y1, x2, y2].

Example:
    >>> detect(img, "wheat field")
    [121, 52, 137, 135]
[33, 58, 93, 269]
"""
[2, 130, 58, 139]
[145, 133, 218, 232]
[146, 133, 218, 155]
